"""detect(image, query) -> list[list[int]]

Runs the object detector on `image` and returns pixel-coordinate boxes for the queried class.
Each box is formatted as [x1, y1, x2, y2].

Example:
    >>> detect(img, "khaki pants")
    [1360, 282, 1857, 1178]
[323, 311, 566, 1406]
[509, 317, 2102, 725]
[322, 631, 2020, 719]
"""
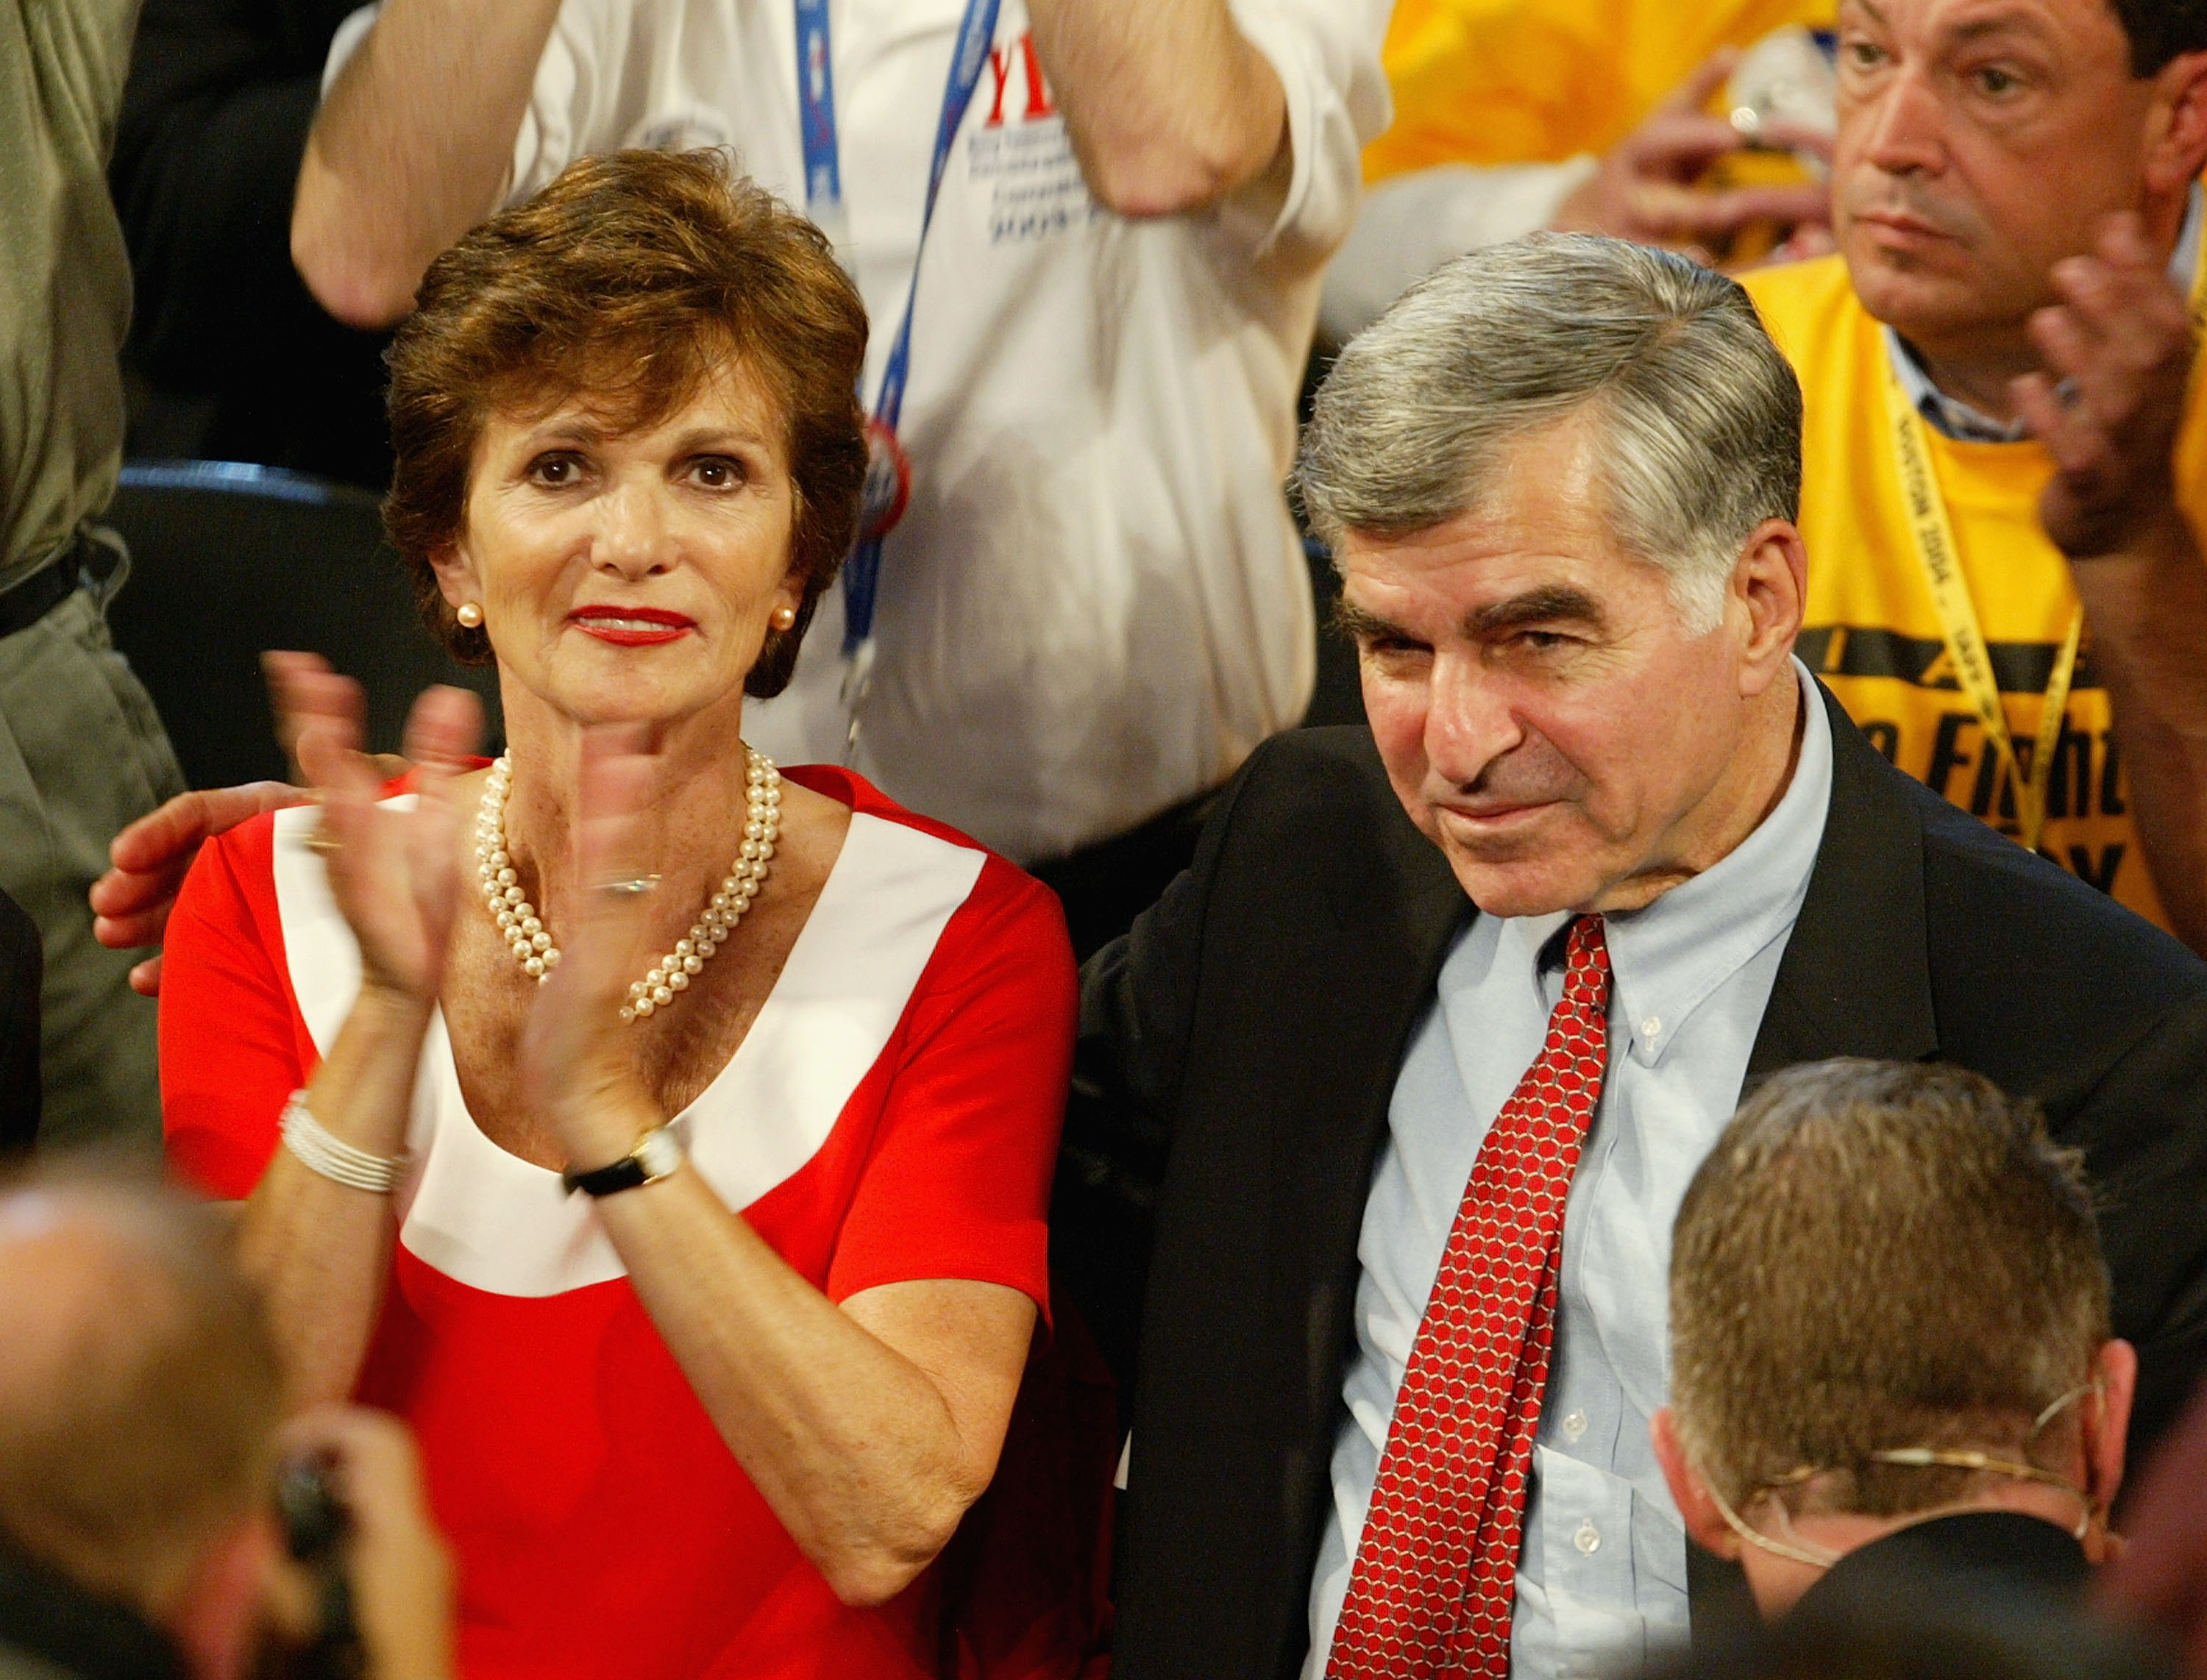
[0, 544, 184, 1150]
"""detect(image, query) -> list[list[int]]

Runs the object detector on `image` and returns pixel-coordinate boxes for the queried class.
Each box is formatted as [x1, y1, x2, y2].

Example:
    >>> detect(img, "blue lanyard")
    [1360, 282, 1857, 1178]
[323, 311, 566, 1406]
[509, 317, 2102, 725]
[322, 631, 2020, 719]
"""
[793, 0, 1003, 660]
[792, 0, 846, 235]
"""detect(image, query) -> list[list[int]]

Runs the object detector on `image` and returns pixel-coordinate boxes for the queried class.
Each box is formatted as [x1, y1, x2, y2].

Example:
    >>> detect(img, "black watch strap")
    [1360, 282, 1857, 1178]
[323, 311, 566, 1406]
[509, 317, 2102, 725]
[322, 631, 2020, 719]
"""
[562, 1155, 649, 1197]
[561, 1126, 683, 1197]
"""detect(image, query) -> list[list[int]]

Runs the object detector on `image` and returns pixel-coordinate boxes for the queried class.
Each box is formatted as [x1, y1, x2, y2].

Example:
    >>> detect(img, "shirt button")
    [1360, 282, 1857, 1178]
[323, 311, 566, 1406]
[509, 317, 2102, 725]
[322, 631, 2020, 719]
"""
[1574, 1518, 1602, 1555]
[1562, 1409, 1588, 1442]
[1641, 1015, 1662, 1040]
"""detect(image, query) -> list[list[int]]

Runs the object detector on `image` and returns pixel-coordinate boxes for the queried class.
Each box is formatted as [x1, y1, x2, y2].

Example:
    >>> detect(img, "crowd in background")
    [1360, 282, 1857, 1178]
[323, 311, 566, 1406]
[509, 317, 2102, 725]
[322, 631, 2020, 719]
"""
[10, 0, 2207, 1677]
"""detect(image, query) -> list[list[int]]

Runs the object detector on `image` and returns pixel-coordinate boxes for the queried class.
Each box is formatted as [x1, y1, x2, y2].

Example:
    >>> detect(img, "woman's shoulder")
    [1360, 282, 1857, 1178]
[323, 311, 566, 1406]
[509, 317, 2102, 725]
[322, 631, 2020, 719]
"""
[783, 763, 980, 850]
[177, 802, 287, 933]
[783, 764, 1072, 981]
[784, 765, 1062, 915]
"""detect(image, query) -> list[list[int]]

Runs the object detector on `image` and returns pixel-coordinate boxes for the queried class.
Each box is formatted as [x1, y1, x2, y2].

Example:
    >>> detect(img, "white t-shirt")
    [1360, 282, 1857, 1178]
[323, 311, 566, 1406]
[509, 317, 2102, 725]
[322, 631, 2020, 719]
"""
[329, 0, 1389, 861]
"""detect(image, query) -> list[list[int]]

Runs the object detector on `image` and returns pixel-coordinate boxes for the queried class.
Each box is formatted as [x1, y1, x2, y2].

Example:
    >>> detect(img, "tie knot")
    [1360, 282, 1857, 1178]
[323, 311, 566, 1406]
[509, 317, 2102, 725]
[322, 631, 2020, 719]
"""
[1563, 915, 1610, 1006]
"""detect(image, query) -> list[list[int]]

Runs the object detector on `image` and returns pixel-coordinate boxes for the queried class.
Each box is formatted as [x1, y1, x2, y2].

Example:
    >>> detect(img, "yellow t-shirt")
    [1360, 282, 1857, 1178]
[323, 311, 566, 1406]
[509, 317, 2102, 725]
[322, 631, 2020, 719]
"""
[1740, 255, 2203, 930]
[1366, 0, 1835, 183]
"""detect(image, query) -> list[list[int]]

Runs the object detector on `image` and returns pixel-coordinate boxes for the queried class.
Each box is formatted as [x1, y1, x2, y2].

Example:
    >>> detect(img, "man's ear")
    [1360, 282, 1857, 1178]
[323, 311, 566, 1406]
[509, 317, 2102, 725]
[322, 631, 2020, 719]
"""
[1653, 1406, 1740, 1559]
[1730, 519, 1807, 700]
[2144, 51, 2207, 197]
[2088, 1339, 2139, 1513]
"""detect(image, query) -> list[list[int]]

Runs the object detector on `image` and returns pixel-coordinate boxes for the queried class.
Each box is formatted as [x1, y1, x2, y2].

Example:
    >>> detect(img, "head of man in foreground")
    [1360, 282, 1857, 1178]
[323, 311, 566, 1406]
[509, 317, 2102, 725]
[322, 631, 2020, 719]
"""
[0, 1166, 288, 1678]
[1654, 1058, 2135, 1621]
[1297, 234, 1810, 919]
[0, 1164, 450, 1680]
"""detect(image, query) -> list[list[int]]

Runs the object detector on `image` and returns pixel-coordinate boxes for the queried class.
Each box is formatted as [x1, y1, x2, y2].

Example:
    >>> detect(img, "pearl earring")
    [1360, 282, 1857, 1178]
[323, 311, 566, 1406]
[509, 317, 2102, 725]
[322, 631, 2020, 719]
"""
[455, 602, 484, 628]
[770, 606, 797, 631]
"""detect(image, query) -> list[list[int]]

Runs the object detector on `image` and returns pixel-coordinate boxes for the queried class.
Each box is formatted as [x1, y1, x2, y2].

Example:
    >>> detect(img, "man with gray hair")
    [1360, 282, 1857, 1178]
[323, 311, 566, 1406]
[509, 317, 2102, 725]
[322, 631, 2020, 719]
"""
[1072, 234, 2207, 1679]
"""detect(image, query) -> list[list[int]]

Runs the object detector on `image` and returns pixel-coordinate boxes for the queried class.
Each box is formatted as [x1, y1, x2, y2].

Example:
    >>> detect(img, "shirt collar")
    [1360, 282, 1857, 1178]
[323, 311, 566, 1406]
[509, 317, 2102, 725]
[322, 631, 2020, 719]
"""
[1493, 660, 1834, 1067]
[1884, 179, 2204, 444]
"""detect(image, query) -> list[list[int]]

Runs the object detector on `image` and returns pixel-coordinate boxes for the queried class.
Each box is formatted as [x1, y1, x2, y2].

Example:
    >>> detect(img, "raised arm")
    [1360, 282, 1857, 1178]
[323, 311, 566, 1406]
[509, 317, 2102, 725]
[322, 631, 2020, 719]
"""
[2016, 215, 2207, 955]
[232, 677, 481, 1404]
[291, 0, 561, 327]
[1025, 0, 1287, 218]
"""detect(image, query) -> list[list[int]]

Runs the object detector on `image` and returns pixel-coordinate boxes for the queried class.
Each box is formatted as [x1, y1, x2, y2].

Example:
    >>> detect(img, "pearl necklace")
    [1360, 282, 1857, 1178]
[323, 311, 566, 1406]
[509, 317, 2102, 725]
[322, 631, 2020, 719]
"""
[473, 748, 782, 1022]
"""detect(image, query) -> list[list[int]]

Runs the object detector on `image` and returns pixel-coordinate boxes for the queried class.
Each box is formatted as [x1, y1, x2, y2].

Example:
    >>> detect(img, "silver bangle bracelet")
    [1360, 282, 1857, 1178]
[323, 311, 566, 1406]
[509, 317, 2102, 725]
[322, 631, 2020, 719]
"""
[279, 1089, 408, 1195]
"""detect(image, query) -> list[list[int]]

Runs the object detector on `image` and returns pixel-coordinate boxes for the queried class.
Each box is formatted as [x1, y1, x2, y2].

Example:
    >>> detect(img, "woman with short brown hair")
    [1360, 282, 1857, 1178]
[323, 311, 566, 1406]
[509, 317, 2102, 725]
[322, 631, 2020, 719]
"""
[381, 148, 868, 697]
[157, 149, 1078, 1679]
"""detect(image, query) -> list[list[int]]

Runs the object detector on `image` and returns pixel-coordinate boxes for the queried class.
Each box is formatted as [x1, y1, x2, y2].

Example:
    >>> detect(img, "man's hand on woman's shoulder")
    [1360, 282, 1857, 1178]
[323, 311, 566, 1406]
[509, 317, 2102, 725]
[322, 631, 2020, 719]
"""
[89, 652, 421, 996]
[92, 782, 315, 995]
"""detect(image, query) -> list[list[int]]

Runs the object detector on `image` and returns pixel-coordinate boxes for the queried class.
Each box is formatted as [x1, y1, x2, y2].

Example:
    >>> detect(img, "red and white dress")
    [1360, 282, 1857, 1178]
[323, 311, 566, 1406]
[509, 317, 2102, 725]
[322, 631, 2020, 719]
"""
[159, 766, 1078, 1680]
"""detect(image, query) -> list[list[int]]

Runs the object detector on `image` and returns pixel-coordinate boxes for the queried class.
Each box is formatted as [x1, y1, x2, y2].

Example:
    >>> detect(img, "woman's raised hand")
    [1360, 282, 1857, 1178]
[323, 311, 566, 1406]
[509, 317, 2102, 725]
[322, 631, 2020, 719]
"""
[293, 661, 483, 1004]
[516, 723, 668, 1167]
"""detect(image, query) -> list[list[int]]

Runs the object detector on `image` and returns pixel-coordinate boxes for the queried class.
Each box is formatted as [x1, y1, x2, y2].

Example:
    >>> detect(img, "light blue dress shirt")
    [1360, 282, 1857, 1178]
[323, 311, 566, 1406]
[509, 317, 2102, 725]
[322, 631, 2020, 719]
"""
[1884, 182, 2203, 443]
[1303, 661, 1835, 1680]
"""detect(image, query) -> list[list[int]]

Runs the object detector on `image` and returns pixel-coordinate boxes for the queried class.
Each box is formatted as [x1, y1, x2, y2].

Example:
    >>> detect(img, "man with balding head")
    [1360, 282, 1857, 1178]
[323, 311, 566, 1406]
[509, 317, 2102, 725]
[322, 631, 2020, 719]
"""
[0, 1167, 452, 1680]
[1070, 235, 2207, 1680]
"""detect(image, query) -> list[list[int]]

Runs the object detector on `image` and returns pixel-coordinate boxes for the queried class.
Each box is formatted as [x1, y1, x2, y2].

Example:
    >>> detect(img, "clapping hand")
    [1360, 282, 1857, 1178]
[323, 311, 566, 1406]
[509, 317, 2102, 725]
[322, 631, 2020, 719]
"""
[294, 668, 482, 1004]
[2016, 212, 2197, 561]
[515, 724, 668, 1170]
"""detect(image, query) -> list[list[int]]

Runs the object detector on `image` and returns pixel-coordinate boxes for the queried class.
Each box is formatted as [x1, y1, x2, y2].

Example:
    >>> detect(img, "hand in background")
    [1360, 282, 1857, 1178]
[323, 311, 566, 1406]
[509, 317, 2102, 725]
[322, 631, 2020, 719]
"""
[1549, 49, 1832, 261]
[2098, 1378, 2207, 1678]
[92, 780, 309, 995]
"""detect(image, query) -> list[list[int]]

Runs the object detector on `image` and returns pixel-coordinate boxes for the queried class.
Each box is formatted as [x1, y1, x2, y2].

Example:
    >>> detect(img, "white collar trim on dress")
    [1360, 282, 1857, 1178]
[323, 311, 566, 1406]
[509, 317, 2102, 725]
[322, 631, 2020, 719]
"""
[269, 797, 985, 1298]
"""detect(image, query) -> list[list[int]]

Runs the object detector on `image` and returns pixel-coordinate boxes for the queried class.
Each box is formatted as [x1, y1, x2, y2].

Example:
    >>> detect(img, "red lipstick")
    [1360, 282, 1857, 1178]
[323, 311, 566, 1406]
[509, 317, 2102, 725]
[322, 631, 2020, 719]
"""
[567, 605, 696, 647]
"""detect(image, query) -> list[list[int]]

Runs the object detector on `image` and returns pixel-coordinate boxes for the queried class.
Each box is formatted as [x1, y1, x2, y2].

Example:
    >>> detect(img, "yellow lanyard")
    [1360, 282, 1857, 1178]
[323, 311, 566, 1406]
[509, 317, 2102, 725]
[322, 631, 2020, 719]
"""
[1879, 229, 2207, 855]
[1880, 357, 2079, 854]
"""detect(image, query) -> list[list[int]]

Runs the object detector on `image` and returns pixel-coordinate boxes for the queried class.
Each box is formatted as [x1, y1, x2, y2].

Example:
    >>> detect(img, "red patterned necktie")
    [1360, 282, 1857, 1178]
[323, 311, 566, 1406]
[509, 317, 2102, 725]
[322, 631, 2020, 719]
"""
[1327, 914, 1613, 1679]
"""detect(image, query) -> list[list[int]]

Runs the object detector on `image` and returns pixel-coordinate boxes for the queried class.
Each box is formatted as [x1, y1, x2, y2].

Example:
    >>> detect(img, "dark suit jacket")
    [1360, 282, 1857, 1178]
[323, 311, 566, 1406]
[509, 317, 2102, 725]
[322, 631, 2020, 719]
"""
[1073, 686, 2207, 1680]
[1791, 1511, 2087, 1627]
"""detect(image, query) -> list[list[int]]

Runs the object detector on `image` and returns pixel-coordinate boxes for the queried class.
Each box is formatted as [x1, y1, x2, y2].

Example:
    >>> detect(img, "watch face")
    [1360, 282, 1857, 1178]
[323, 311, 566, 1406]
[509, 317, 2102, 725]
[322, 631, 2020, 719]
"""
[637, 1128, 686, 1181]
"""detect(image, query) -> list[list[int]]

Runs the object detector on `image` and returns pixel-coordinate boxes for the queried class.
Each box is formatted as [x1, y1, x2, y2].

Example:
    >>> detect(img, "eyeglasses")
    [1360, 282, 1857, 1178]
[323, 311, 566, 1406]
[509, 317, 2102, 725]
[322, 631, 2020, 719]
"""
[1699, 1379, 2103, 1571]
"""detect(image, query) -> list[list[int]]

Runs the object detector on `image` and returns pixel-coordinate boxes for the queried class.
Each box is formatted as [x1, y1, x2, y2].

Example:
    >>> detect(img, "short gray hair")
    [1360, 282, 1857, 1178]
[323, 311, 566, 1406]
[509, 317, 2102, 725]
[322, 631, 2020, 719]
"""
[1294, 235, 1803, 633]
